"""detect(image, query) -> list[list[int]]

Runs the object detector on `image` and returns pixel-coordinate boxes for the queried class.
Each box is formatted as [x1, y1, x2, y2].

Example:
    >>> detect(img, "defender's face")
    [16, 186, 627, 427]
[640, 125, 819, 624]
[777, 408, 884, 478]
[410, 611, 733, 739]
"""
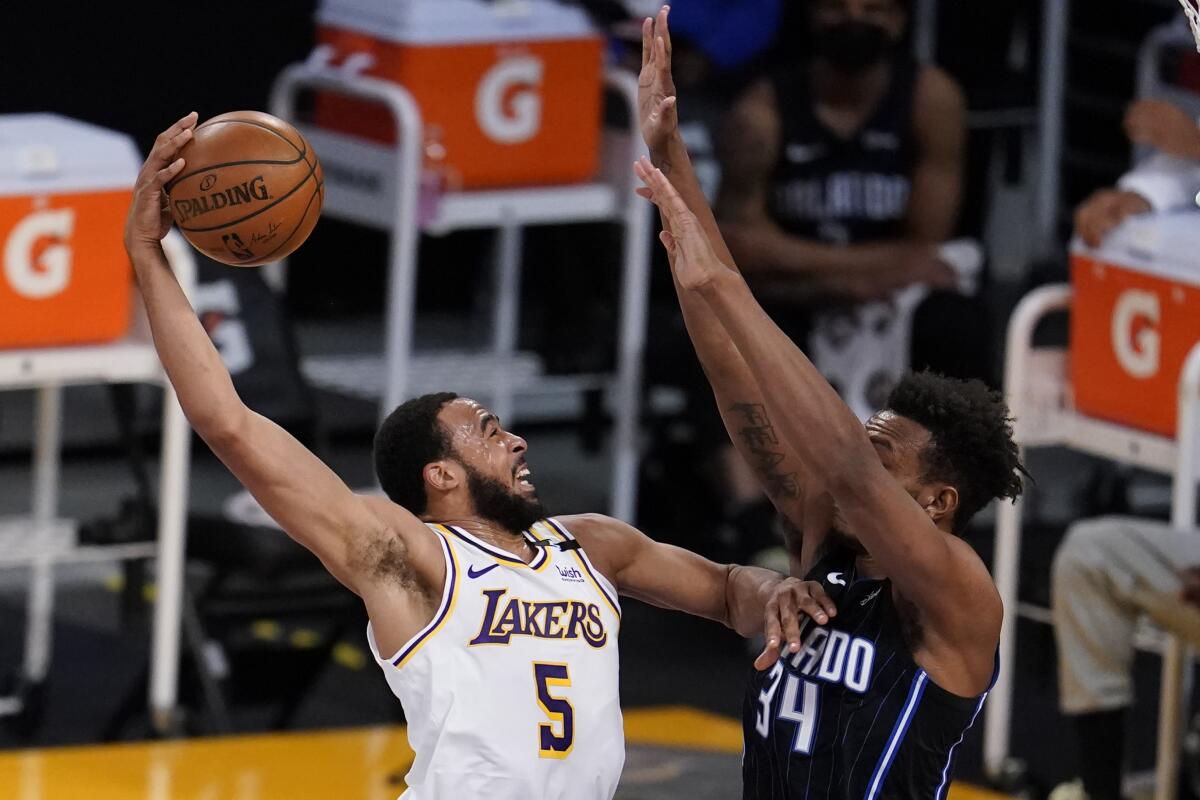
[829, 411, 934, 541]
[437, 398, 537, 500]
[810, 0, 907, 41]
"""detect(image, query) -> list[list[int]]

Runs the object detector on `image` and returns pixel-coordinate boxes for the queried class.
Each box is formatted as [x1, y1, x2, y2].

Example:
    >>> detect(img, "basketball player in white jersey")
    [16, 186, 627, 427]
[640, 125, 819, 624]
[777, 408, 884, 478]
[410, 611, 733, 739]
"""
[124, 115, 807, 799]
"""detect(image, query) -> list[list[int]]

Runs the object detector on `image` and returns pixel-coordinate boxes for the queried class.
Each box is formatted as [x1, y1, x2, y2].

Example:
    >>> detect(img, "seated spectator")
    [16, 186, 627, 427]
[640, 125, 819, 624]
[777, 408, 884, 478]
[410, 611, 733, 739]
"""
[1052, 95, 1200, 800]
[1052, 519, 1200, 800]
[715, 0, 983, 420]
[1076, 97, 1200, 247]
[691, 0, 981, 561]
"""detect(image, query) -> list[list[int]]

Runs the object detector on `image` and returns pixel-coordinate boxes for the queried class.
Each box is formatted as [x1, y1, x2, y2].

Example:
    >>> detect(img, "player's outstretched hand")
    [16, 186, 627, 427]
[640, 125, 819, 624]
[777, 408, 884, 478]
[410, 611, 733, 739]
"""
[634, 156, 726, 289]
[755, 579, 838, 671]
[124, 112, 198, 253]
[638, 5, 679, 154]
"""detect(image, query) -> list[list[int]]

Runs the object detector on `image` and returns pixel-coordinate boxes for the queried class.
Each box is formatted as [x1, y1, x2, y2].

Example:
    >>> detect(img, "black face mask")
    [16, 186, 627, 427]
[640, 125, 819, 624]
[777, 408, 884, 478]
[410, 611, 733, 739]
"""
[814, 20, 895, 74]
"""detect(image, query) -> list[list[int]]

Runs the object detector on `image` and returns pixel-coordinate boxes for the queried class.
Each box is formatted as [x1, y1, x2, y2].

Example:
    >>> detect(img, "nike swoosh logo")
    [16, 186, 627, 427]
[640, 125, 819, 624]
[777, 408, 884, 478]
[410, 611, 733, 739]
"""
[827, 572, 847, 587]
[467, 563, 500, 579]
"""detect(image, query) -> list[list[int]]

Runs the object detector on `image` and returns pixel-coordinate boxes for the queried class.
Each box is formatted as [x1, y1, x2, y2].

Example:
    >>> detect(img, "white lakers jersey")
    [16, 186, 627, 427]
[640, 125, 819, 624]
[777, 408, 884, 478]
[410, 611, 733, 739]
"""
[366, 518, 624, 799]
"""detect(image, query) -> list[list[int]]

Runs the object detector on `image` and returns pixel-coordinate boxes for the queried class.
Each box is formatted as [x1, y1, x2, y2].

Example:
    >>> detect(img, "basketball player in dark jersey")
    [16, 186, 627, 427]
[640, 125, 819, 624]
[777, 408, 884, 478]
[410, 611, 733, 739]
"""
[638, 8, 1024, 797]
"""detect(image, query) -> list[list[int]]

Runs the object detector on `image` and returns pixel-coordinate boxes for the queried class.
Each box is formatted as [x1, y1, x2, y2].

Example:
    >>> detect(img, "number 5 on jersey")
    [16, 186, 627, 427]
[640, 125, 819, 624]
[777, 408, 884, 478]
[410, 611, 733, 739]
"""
[534, 662, 574, 758]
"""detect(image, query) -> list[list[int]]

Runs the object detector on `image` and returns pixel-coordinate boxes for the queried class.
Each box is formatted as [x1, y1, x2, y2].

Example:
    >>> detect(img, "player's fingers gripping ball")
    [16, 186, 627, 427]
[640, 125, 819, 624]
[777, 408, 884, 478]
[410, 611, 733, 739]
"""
[166, 111, 323, 267]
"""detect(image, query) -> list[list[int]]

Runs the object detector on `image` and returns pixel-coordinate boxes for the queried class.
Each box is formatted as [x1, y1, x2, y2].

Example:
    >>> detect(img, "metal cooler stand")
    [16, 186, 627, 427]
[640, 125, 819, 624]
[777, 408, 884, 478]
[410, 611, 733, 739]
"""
[269, 58, 653, 522]
[0, 232, 195, 736]
[983, 284, 1200, 800]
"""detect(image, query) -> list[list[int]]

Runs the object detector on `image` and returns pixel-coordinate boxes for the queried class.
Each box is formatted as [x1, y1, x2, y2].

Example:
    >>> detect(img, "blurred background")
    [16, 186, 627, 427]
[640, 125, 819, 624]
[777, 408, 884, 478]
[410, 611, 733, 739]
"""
[3, 0, 1200, 798]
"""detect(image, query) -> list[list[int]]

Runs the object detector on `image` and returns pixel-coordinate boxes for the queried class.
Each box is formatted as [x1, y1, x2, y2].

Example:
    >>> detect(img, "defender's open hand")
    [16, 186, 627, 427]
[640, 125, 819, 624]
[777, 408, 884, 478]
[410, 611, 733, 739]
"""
[755, 579, 838, 671]
[634, 156, 727, 290]
[638, 5, 679, 153]
[124, 111, 198, 252]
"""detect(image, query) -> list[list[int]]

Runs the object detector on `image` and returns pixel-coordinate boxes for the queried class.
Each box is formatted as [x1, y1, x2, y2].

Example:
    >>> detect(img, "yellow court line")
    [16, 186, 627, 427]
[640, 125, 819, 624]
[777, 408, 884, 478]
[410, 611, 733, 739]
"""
[622, 706, 1011, 800]
[0, 707, 1011, 800]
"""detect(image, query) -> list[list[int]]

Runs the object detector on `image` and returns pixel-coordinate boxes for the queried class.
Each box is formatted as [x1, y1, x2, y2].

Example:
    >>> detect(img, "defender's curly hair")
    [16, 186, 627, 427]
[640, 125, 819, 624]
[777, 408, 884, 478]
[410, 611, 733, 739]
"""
[886, 372, 1026, 534]
[374, 392, 459, 514]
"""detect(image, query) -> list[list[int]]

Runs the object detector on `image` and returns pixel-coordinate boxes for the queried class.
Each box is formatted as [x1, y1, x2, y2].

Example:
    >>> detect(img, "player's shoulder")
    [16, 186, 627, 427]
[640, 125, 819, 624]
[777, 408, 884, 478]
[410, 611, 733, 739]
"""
[913, 63, 966, 117]
[555, 514, 651, 573]
[554, 513, 637, 542]
[942, 531, 1003, 627]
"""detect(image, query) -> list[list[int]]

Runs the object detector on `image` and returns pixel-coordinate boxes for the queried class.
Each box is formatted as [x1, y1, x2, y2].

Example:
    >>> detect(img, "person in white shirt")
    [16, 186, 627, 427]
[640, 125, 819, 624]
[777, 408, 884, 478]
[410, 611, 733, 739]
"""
[1075, 97, 1200, 247]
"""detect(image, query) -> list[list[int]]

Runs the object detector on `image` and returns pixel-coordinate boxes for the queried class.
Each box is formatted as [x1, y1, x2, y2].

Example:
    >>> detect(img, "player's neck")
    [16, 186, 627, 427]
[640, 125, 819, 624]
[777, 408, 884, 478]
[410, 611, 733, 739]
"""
[445, 517, 537, 562]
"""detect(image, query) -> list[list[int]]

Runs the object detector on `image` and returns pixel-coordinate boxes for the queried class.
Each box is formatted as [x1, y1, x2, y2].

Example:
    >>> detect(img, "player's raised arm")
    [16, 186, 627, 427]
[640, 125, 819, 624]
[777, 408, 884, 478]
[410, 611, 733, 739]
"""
[637, 7, 823, 561]
[633, 161, 1002, 674]
[125, 115, 428, 595]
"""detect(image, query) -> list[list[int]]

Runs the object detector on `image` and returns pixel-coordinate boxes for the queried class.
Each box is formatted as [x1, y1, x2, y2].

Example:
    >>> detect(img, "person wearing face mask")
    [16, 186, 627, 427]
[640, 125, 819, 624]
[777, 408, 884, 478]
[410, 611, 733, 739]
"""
[708, 0, 975, 567]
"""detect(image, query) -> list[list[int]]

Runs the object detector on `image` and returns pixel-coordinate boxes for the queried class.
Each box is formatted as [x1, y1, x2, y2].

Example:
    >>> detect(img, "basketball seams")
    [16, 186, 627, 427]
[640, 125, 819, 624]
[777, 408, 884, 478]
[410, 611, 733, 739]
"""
[249, 179, 323, 265]
[197, 118, 307, 160]
[165, 155, 306, 194]
[176, 113, 322, 265]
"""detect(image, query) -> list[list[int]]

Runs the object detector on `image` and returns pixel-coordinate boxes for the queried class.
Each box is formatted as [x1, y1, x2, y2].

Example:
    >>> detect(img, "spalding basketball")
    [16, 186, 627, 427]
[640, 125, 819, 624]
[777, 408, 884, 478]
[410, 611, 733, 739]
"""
[166, 111, 323, 267]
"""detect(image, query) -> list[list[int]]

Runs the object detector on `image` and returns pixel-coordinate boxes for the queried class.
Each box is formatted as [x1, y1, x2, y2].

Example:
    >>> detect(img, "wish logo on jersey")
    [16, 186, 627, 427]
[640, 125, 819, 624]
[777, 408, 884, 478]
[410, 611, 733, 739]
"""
[469, 588, 608, 648]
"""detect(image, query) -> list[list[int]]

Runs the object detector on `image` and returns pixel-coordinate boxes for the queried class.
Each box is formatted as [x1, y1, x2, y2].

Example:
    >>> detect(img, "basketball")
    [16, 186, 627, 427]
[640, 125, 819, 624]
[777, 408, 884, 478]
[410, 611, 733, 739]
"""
[165, 110, 323, 267]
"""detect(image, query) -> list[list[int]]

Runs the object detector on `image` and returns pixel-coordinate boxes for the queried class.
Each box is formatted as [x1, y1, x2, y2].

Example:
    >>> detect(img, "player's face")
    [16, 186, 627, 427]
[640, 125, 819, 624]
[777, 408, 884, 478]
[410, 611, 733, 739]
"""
[866, 410, 946, 510]
[827, 411, 939, 548]
[438, 398, 538, 501]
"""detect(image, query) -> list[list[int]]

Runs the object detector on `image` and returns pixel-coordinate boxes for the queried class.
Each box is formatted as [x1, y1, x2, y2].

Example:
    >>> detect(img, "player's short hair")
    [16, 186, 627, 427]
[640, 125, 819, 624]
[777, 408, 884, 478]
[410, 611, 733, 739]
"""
[886, 372, 1025, 534]
[375, 392, 460, 514]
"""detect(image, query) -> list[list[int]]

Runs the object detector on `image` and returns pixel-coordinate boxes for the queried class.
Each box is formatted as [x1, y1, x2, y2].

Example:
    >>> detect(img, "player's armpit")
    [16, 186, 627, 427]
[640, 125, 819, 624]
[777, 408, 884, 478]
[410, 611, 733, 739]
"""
[207, 410, 431, 595]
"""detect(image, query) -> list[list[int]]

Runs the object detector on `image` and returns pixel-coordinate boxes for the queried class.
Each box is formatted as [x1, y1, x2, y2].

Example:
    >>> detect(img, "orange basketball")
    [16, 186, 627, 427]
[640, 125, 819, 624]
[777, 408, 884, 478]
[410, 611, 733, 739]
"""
[166, 111, 323, 267]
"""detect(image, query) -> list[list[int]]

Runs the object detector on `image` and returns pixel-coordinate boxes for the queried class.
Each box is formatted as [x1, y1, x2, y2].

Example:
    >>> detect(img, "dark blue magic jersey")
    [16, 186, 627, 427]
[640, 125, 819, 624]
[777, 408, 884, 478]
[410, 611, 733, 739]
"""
[742, 546, 995, 799]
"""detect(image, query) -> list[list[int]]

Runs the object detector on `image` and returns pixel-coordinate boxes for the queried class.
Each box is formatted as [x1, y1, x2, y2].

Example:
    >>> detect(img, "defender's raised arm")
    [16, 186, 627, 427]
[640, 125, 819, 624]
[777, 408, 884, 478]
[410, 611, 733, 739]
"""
[124, 114, 433, 602]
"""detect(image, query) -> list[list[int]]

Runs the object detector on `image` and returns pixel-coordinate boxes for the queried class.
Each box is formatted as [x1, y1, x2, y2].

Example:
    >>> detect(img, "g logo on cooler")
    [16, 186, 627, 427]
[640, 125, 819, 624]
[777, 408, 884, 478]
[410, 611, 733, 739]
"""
[3, 208, 74, 300]
[475, 56, 544, 145]
[1112, 288, 1161, 379]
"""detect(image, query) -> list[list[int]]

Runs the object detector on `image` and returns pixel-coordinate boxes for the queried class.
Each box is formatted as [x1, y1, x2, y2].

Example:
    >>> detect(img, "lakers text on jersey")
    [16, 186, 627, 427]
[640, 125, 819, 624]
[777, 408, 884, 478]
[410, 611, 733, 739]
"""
[366, 519, 624, 800]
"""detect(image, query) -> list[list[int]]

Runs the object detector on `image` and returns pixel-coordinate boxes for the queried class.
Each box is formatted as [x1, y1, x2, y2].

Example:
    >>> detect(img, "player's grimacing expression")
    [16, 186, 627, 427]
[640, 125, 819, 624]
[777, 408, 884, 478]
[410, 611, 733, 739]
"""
[436, 398, 536, 500]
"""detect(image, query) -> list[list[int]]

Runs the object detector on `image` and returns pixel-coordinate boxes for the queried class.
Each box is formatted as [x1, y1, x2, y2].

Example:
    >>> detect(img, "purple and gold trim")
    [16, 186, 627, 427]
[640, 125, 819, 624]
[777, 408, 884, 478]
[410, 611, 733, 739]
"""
[392, 527, 460, 669]
[544, 518, 621, 621]
[446, 524, 549, 571]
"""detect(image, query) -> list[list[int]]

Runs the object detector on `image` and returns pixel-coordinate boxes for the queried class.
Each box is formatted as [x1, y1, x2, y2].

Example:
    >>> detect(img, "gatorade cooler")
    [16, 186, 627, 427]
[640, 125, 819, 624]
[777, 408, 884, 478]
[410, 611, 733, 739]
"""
[315, 0, 603, 189]
[0, 115, 139, 349]
[1070, 213, 1200, 438]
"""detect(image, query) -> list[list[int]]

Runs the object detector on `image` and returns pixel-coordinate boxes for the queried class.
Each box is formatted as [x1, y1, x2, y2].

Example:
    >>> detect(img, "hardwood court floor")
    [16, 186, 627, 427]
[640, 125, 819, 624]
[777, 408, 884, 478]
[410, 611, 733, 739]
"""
[0, 706, 1008, 800]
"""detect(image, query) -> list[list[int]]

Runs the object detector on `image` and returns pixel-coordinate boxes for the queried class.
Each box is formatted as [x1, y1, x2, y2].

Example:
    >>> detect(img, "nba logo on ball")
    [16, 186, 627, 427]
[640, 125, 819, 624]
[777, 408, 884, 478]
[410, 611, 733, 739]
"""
[166, 111, 324, 267]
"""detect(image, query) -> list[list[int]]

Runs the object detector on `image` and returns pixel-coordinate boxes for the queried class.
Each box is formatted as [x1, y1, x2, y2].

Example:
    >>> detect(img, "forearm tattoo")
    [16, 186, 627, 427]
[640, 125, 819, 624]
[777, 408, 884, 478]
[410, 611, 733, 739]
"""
[730, 403, 800, 499]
